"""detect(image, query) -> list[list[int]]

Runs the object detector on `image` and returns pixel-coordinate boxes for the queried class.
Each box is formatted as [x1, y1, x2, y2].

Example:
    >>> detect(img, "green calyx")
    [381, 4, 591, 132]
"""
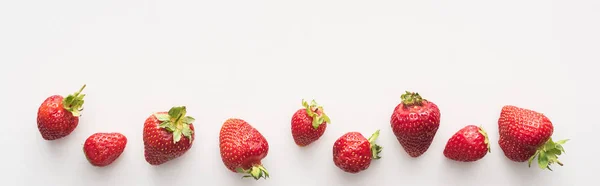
[154, 106, 195, 144]
[368, 129, 383, 160]
[478, 126, 491, 153]
[62, 84, 87, 117]
[528, 137, 569, 171]
[302, 99, 331, 129]
[236, 165, 269, 180]
[400, 91, 425, 106]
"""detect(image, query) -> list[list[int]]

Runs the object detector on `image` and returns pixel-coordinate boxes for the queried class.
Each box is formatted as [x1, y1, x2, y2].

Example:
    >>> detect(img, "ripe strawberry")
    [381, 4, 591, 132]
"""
[443, 125, 490, 162]
[332, 130, 382, 174]
[498, 105, 568, 170]
[37, 84, 87, 140]
[390, 91, 441, 157]
[83, 132, 127, 167]
[143, 106, 195, 165]
[219, 118, 270, 180]
[291, 99, 331, 146]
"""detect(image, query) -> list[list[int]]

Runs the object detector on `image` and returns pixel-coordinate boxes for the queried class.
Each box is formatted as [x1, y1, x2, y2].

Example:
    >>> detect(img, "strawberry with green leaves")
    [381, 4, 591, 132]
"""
[390, 91, 441, 157]
[443, 125, 490, 162]
[291, 99, 331, 146]
[498, 105, 568, 170]
[37, 84, 87, 140]
[143, 106, 195, 165]
[219, 118, 270, 180]
[333, 130, 382, 174]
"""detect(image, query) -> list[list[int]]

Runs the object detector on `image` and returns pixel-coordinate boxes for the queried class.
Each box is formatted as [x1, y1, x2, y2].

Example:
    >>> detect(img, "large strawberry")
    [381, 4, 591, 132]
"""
[83, 132, 127, 167]
[443, 125, 490, 162]
[37, 84, 87, 140]
[390, 91, 441, 157]
[219, 118, 270, 180]
[498, 105, 568, 170]
[291, 99, 331, 146]
[143, 106, 195, 165]
[333, 130, 382, 174]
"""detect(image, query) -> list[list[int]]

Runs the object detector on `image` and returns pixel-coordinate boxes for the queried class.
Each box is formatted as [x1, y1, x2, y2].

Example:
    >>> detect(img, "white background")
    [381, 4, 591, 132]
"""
[0, 0, 597, 185]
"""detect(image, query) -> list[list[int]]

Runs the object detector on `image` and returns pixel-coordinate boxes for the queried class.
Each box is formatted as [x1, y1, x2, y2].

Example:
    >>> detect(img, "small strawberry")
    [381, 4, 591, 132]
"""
[498, 105, 568, 170]
[83, 132, 127, 167]
[390, 91, 441, 157]
[443, 125, 490, 162]
[291, 99, 331, 146]
[332, 130, 382, 174]
[37, 84, 87, 140]
[143, 106, 195, 165]
[219, 118, 270, 180]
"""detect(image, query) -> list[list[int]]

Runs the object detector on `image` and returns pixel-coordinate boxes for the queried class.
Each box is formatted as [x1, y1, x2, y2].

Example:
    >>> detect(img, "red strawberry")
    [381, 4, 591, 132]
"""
[390, 91, 441, 157]
[291, 99, 331, 146]
[143, 106, 195, 165]
[219, 118, 270, 180]
[83, 132, 127, 167]
[498, 105, 568, 170]
[443, 125, 490, 162]
[332, 130, 382, 174]
[37, 84, 87, 140]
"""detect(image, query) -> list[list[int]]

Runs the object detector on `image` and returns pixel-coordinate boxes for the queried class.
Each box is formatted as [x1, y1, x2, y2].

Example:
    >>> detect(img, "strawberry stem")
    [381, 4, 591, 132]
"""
[302, 99, 331, 129]
[62, 84, 87, 117]
[154, 106, 195, 144]
[236, 165, 269, 180]
[527, 137, 569, 171]
[368, 129, 383, 160]
[478, 126, 491, 153]
[401, 91, 424, 107]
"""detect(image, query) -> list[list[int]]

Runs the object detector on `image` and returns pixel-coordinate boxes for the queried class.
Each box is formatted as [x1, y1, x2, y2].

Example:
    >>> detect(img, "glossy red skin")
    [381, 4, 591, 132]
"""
[83, 132, 127, 167]
[332, 132, 372, 174]
[219, 118, 269, 172]
[390, 101, 441, 157]
[143, 112, 195, 165]
[37, 95, 79, 140]
[443, 125, 488, 162]
[498, 105, 553, 162]
[291, 109, 327, 146]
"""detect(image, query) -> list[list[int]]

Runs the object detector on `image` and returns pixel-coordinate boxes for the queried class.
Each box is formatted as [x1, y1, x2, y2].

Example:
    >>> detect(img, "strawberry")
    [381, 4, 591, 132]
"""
[390, 91, 441, 157]
[443, 125, 490, 162]
[219, 118, 270, 180]
[83, 132, 127, 167]
[143, 106, 195, 165]
[291, 99, 331, 146]
[332, 130, 382, 174]
[498, 105, 568, 170]
[37, 84, 87, 140]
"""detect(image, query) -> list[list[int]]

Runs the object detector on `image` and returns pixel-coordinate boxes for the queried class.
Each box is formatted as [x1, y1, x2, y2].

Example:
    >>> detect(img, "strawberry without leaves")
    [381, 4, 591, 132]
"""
[143, 106, 195, 165]
[83, 132, 127, 167]
[219, 118, 270, 180]
[498, 105, 568, 170]
[443, 125, 490, 162]
[390, 91, 441, 157]
[291, 99, 331, 146]
[332, 130, 382, 174]
[37, 84, 86, 140]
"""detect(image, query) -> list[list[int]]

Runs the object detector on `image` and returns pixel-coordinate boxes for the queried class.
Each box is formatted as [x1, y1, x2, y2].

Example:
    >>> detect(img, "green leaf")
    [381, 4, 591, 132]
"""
[154, 113, 170, 121]
[538, 151, 548, 169]
[528, 151, 539, 167]
[173, 129, 182, 143]
[301, 99, 308, 108]
[159, 121, 175, 132]
[182, 116, 195, 124]
[555, 139, 569, 145]
[323, 114, 331, 124]
[549, 149, 562, 156]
